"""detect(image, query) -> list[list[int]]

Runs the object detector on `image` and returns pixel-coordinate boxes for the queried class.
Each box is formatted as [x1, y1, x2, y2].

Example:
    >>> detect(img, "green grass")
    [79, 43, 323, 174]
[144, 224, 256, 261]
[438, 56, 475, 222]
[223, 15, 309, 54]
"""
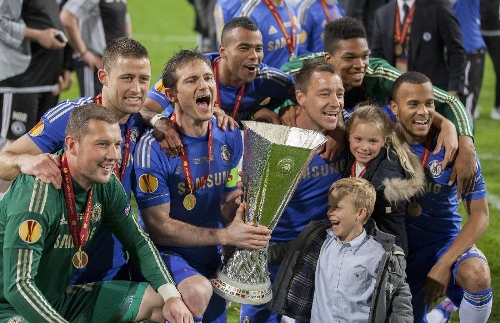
[61, 1, 500, 321]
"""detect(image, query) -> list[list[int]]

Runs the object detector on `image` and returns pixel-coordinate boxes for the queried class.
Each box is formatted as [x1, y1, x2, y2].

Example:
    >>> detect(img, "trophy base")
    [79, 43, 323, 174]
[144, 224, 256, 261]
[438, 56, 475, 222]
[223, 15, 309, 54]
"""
[211, 266, 272, 305]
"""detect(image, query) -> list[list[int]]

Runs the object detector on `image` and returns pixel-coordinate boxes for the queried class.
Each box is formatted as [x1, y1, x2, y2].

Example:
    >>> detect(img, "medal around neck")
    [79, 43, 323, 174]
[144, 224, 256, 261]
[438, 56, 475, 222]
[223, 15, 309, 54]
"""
[211, 121, 326, 305]
[394, 43, 403, 56]
[183, 193, 196, 210]
[72, 248, 89, 269]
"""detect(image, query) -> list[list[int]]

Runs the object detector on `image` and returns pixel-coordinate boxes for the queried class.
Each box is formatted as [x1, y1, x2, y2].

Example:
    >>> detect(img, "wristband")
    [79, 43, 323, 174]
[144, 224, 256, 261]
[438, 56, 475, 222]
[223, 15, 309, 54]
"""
[158, 283, 182, 301]
[150, 113, 168, 128]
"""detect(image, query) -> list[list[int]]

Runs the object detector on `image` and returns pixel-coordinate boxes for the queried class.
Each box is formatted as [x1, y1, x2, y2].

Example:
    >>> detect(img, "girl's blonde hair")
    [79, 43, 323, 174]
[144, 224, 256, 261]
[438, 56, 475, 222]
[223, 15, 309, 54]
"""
[346, 104, 419, 179]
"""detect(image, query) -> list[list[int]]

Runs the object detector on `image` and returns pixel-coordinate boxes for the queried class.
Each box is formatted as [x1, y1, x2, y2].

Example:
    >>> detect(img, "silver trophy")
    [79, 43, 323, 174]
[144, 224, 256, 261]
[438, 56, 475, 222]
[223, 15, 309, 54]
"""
[211, 121, 327, 305]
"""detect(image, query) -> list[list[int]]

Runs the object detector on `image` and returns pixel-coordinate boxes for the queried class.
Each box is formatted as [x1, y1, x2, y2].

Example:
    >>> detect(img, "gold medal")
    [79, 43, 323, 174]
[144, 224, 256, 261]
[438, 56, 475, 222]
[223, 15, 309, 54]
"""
[408, 202, 422, 217]
[72, 249, 89, 268]
[183, 193, 196, 210]
[394, 43, 403, 56]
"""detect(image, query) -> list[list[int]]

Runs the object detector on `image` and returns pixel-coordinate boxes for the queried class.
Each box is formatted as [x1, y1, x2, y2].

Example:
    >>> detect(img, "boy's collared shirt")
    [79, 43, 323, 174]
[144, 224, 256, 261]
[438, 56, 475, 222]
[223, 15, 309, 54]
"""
[311, 228, 385, 323]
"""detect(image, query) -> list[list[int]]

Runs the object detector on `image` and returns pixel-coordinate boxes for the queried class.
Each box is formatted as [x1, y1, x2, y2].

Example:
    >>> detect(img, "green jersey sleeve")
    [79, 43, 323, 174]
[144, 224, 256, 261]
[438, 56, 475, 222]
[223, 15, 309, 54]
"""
[0, 176, 69, 323]
[101, 176, 176, 290]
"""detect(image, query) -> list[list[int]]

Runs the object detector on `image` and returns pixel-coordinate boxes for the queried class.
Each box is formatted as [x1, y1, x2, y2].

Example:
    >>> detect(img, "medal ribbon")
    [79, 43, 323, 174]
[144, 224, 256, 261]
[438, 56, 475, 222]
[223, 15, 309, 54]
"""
[350, 161, 367, 178]
[320, 0, 339, 22]
[61, 153, 93, 252]
[420, 127, 435, 167]
[394, 3, 415, 46]
[263, 0, 296, 56]
[213, 58, 246, 119]
[114, 125, 130, 181]
[171, 113, 213, 194]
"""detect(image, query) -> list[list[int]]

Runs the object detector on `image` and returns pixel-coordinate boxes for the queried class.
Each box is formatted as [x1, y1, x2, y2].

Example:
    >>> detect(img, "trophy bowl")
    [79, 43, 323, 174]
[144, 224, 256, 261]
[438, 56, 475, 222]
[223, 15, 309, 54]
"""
[211, 121, 326, 305]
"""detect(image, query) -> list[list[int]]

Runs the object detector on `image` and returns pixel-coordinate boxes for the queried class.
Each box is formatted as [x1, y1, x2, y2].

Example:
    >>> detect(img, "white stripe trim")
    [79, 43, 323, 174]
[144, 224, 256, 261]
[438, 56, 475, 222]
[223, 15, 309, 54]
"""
[131, 216, 175, 284]
[0, 85, 57, 94]
[16, 249, 66, 322]
[83, 66, 95, 97]
[255, 68, 290, 86]
[29, 179, 48, 214]
[45, 97, 93, 123]
[297, 0, 315, 23]
[1, 92, 12, 141]
[481, 30, 500, 37]
[239, 0, 260, 16]
[137, 131, 155, 168]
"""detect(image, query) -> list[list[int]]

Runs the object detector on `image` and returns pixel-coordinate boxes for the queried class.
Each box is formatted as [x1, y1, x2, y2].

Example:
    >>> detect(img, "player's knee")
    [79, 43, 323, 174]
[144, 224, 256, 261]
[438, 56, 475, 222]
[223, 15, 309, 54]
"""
[177, 275, 213, 315]
[457, 259, 491, 292]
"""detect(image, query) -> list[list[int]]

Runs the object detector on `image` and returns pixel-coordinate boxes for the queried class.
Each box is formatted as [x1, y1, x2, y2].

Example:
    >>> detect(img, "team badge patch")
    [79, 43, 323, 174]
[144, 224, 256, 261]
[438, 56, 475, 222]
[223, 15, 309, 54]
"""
[18, 220, 42, 243]
[131, 128, 140, 143]
[427, 160, 443, 178]
[221, 145, 231, 163]
[299, 30, 307, 43]
[29, 120, 45, 136]
[139, 174, 159, 193]
[91, 204, 102, 223]
[156, 79, 165, 92]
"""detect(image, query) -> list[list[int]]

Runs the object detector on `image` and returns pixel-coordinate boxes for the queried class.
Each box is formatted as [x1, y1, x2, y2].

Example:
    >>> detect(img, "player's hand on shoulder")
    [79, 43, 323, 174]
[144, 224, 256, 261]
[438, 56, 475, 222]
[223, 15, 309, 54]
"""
[318, 131, 343, 161]
[434, 119, 458, 169]
[20, 153, 62, 189]
[152, 117, 183, 157]
[213, 106, 237, 131]
[253, 108, 283, 125]
[450, 136, 477, 200]
[279, 104, 301, 126]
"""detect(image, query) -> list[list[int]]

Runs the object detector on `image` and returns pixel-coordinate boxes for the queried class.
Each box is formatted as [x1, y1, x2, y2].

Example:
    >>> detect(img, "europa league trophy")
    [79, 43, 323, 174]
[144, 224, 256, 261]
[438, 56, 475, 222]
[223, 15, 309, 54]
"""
[211, 121, 327, 305]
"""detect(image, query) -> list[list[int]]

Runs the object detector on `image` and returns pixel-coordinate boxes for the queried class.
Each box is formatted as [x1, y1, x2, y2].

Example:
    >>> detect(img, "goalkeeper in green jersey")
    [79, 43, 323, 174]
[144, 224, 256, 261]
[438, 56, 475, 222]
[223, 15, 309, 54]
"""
[0, 104, 193, 323]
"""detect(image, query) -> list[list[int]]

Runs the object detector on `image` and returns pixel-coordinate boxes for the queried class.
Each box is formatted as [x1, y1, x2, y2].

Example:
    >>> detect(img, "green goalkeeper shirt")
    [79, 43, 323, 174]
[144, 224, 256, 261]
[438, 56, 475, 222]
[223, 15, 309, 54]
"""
[0, 172, 174, 322]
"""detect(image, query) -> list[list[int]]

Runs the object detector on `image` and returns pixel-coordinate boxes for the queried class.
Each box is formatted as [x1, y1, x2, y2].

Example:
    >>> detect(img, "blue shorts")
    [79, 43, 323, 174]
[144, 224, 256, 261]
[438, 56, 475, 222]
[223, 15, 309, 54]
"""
[407, 240, 488, 322]
[161, 251, 227, 323]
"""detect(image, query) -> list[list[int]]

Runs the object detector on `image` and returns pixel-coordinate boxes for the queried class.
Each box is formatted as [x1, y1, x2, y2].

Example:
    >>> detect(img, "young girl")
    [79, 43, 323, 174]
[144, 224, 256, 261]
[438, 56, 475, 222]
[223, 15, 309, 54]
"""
[345, 104, 425, 254]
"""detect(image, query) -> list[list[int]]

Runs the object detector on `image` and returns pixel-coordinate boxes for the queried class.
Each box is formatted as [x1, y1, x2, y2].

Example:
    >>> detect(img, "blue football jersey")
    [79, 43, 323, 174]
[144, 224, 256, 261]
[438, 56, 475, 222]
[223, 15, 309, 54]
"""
[214, 0, 247, 45]
[27, 95, 145, 283]
[134, 118, 243, 270]
[29, 97, 143, 199]
[237, 0, 302, 68]
[146, 52, 295, 123]
[406, 129, 487, 250]
[271, 152, 346, 243]
[297, 0, 345, 55]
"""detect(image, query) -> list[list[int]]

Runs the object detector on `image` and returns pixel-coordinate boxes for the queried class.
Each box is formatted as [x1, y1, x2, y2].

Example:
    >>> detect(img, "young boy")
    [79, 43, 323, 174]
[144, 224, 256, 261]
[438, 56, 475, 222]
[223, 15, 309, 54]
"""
[266, 177, 413, 322]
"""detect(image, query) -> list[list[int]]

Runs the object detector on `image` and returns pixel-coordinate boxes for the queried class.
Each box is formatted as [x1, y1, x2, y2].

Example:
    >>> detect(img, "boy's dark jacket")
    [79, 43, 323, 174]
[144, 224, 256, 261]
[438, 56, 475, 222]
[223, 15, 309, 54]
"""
[266, 219, 413, 323]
